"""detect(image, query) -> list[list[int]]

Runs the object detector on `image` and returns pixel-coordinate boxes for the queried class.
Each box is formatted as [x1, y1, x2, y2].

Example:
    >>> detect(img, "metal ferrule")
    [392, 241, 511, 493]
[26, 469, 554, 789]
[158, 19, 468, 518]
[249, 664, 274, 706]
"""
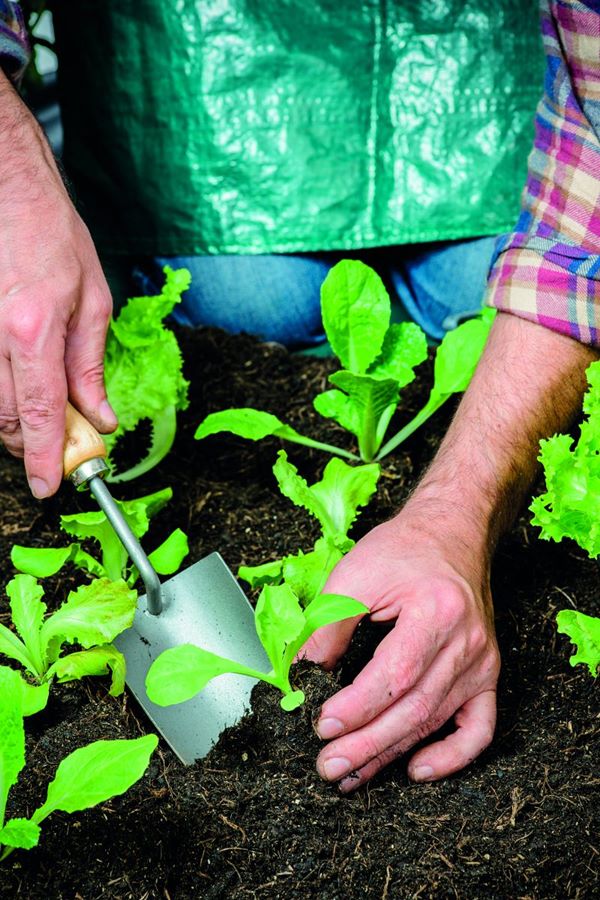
[69, 457, 110, 488]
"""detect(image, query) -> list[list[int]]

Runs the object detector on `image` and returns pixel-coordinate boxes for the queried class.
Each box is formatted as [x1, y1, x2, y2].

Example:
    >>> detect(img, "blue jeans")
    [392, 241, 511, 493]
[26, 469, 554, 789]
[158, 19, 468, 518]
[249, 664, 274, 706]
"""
[133, 236, 499, 348]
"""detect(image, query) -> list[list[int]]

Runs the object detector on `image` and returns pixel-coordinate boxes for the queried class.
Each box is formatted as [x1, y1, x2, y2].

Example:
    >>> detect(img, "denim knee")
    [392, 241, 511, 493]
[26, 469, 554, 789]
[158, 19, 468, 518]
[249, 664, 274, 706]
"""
[134, 254, 333, 349]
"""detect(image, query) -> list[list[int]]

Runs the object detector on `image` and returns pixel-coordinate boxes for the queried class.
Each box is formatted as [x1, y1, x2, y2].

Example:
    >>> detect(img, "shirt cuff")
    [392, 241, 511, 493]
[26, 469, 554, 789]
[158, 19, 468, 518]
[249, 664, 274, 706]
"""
[0, 3, 30, 80]
[486, 245, 600, 346]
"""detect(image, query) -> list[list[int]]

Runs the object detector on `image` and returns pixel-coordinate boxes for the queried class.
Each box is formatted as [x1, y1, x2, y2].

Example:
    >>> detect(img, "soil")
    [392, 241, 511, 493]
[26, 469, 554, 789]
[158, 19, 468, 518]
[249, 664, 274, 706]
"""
[0, 326, 598, 900]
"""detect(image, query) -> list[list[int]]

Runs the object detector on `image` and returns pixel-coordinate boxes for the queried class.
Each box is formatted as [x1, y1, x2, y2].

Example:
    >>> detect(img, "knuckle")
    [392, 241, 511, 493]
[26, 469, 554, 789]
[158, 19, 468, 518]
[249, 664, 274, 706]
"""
[435, 581, 467, 624]
[75, 360, 106, 388]
[19, 396, 61, 431]
[360, 733, 387, 763]
[8, 307, 47, 347]
[468, 623, 488, 657]
[407, 692, 433, 728]
[0, 411, 21, 435]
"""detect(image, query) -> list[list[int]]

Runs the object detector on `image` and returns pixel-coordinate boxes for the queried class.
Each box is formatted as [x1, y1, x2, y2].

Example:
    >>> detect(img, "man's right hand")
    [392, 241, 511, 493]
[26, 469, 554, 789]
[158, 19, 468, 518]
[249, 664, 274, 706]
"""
[0, 70, 116, 498]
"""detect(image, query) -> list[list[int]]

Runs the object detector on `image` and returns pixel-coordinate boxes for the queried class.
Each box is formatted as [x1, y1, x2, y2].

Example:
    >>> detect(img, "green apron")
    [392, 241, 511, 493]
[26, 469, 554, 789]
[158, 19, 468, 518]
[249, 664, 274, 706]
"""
[51, 1, 544, 257]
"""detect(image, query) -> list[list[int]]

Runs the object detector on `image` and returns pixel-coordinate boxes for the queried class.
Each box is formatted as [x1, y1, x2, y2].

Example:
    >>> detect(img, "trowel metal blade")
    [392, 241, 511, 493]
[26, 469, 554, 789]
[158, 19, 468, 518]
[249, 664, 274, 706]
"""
[114, 552, 269, 765]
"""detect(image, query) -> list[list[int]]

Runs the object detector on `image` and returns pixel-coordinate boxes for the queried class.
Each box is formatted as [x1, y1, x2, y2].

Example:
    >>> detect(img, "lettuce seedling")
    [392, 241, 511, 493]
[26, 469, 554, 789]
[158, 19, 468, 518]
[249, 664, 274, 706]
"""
[11, 487, 188, 587]
[530, 359, 600, 675]
[103, 265, 191, 482]
[0, 667, 158, 861]
[0, 574, 137, 698]
[146, 583, 367, 711]
[238, 450, 379, 605]
[195, 260, 495, 462]
[556, 610, 600, 676]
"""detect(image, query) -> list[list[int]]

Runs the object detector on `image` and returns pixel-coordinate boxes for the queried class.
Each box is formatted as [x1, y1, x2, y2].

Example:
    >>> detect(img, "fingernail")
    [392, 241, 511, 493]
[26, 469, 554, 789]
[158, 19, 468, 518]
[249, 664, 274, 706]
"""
[100, 400, 118, 426]
[317, 717, 344, 739]
[322, 757, 352, 781]
[29, 477, 49, 499]
[412, 765, 434, 782]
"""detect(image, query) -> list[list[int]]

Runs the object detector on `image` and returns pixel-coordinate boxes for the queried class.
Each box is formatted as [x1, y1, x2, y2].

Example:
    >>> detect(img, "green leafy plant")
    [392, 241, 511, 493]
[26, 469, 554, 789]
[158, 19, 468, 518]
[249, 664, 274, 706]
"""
[0, 666, 158, 860]
[146, 583, 367, 712]
[556, 610, 600, 677]
[238, 450, 379, 605]
[195, 260, 495, 463]
[0, 574, 137, 698]
[103, 265, 191, 482]
[11, 487, 188, 586]
[531, 359, 600, 675]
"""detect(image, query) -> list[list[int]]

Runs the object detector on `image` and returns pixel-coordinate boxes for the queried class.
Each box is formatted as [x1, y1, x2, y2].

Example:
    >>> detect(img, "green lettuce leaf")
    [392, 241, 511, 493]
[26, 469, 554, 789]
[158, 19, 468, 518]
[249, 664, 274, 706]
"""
[317, 370, 399, 461]
[0, 818, 40, 850]
[281, 537, 346, 607]
[40, 579, 137, 664]
[255, 584, 305, 678]
[430, 307, 496, 402]
[11, 543, 104, 580]
[320, 260, 390, 374]
[556, 609, 600, 676]
[103, 266, 190, 483]
[195, 408, 307, 443]
[145, 644, 262, 706]
[273, 451, 379, 543]
[237, 558, 284, 588]
[32, 736, 158, 824]
[146, 528, 189, 576]
[47, 645, 127, 696]
[60, 487, 174, 581]
[0, 667, 26, 829]
[368, 322, 428, 387]
[4, 576, 46, 677]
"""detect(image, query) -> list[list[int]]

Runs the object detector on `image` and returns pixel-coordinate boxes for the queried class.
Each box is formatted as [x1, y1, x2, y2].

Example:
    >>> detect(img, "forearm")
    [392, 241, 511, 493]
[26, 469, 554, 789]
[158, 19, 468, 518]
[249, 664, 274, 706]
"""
[0, 67, 61, 200]
[403, 312, 598, 579]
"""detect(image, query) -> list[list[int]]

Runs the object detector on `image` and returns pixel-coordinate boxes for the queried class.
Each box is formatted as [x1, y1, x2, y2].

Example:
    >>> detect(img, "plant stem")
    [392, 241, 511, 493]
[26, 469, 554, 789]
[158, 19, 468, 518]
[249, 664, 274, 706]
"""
[286, 435, 359, 462]
[375, 394, 448, 461]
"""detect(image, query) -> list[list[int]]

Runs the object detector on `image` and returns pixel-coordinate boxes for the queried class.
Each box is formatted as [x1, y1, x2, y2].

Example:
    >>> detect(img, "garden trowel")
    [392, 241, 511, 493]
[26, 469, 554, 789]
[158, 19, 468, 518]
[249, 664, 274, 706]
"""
[63, 402, 269, 764]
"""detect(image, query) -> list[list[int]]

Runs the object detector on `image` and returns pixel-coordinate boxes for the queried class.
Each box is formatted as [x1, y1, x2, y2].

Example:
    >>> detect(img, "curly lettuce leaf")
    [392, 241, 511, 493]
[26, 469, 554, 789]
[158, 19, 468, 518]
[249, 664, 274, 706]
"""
[273, 450, 379, 542]
[556, 609, 600, 676]
[103, 266, 190, 482]
[60, 488, 174, 581]
[530, 361, 600, 557]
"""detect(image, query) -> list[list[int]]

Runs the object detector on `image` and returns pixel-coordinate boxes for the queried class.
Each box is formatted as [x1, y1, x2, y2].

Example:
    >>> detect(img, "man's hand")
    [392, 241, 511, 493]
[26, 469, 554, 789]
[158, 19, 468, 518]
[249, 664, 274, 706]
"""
[303, 312, 597, 791]
[303, 513, 499, 791]
[0, 70, 116, 498]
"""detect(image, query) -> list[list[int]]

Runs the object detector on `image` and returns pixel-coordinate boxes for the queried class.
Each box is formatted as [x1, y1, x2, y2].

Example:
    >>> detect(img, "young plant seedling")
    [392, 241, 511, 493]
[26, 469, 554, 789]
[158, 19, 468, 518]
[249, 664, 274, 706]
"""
[531, 359, 600, 675]
[238, 450, 379, 606]
[0, 666, 158, 861]
[103, 265, 191, 482]
[146, 583, 367, 711]
[11, 487, 188, 587]
[0, 574, 137, 700]
[195, 259, 495, 462]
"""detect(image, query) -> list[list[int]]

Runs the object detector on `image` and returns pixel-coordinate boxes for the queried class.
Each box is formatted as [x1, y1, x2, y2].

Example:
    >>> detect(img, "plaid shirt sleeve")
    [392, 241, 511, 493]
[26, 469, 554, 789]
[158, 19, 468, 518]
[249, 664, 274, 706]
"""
[0, 1, 28, 79]
[486, 0, 600, 346]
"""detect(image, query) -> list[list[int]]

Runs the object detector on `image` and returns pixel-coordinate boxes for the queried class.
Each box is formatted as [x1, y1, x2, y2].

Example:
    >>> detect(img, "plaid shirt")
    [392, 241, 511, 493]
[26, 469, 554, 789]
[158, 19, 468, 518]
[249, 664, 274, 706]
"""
[0, 0, 28, 78]
[487, 0, 600, 346]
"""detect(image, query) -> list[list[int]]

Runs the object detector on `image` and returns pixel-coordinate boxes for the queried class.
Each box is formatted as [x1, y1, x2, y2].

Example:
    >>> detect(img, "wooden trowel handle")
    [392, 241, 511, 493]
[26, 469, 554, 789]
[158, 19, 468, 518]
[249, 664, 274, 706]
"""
[63, 401, 108, 479]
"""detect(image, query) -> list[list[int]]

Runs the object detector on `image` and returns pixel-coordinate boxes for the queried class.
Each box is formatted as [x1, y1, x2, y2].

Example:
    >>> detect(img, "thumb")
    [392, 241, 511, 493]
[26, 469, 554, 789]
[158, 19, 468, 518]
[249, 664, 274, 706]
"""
[298, 614, 363, 669]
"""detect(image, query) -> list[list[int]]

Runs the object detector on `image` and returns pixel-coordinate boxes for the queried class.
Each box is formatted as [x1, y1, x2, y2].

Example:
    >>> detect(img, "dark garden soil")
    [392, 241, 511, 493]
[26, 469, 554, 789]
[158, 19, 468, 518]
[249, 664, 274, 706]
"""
[0, 326, 598, 900]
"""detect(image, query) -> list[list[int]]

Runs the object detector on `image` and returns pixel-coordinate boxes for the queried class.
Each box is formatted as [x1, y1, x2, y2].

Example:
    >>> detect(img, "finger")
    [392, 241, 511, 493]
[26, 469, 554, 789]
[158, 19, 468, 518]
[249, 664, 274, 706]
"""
[338, 741, 404, 794]
[10, 314, 68, 498]
[65, 282, 117, 433]
[0, 357, 24, 457]
[407, 689, 497, 782]
[314, 614, 442, 739]
[316, 647, 459, 781]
